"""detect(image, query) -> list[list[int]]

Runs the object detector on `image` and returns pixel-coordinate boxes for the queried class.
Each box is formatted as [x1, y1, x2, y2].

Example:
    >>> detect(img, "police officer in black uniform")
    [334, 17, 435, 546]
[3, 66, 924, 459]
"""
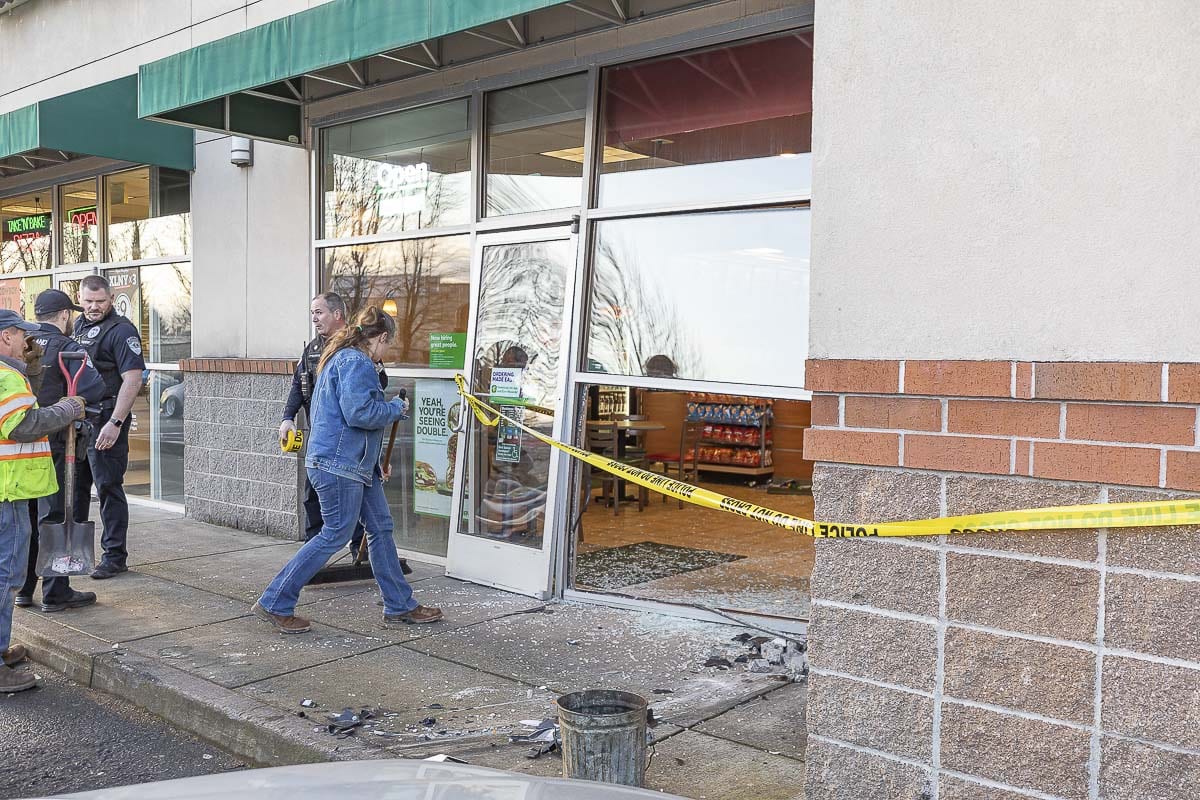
[280, 293, 406, 571]
[73, 275, 146, 580]
[15, 290, 107, 610]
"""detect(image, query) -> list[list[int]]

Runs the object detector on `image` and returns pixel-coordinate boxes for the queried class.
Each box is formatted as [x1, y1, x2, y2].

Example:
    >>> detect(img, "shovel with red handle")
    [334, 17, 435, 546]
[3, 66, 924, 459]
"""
[35, 351, 96, 577]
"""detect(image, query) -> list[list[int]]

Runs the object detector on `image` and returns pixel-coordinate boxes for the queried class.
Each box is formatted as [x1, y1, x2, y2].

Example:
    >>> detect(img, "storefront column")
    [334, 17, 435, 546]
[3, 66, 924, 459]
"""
[179, 358, 300, 538]
[191, 134, 310, 359]
[183, 134, 310, 535]
[801, 358, 1200, 799]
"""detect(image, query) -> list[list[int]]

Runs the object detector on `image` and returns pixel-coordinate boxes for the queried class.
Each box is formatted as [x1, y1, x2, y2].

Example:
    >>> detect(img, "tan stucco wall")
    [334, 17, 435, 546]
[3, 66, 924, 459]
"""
[192, 133, 310, 358]
[0, 0, 337, 113]
[810, 0, 1200, 362]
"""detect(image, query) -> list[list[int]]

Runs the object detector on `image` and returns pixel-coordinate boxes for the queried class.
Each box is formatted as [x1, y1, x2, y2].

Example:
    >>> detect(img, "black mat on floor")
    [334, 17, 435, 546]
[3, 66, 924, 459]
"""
[575, 541, 746, 590]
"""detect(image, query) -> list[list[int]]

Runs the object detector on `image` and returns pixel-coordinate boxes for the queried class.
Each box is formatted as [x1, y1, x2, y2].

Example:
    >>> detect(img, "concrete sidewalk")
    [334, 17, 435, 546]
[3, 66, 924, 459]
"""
[12, 505, 806, 800]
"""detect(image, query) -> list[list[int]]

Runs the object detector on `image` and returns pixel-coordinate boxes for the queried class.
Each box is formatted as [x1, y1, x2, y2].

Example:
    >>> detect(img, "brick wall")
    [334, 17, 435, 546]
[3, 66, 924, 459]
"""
[802, 359, 1200, 800]
[182, 362, 302, 539]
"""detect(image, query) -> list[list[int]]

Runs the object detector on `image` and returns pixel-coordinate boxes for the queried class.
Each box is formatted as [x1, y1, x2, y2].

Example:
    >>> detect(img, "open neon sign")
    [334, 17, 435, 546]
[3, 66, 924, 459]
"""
[67, 205, 98, 228]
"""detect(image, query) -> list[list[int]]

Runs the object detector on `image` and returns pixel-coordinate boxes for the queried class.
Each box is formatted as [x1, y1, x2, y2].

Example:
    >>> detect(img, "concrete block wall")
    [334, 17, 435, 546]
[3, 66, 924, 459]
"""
[182, 369, 301, 539]
[802, 358, 1200, 800]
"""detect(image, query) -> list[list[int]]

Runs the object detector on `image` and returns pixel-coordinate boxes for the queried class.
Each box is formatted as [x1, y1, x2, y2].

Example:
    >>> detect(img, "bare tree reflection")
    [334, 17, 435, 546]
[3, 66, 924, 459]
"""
[325, 154, 384, 314]
[325, 155, 471, 365]
[141, 263, 193, 363]
[0, 239, 51, 274]
[472, 242, 568, 406]
[588, 234, 701, 378]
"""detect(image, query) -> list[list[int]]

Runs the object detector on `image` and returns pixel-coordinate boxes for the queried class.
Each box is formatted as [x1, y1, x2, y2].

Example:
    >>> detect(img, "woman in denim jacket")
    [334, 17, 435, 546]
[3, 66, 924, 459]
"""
[254, 307, 442, 632]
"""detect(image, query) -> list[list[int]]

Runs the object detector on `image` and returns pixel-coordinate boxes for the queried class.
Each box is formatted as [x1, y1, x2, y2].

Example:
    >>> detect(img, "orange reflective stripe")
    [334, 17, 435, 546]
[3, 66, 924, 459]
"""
[0, 452, 52, 462]
[0, 440, 50, 458]
[0, 405, 30, 430]
[0, 393, 34, 419]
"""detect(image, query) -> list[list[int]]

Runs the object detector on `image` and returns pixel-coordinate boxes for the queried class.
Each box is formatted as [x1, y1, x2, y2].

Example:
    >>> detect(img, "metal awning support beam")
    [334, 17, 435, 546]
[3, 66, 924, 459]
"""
[344, 62, 365, 87]
[375, 52, 439, 73]
[566, 1, 624, 26]
[463, 27, 524, 51]
[610, 0, 628, 21]
[22, 152, 69, 164]
[241, 89, 304, 106]
[304, 72, 362, 91]
[506, 16, 528, 47]
[283, 79, 304, 101]
[420, 40, 441, 68]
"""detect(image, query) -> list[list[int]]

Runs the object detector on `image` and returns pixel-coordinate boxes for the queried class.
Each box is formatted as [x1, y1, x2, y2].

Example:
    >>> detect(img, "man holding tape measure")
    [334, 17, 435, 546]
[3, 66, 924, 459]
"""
[279, 293, 408, 571]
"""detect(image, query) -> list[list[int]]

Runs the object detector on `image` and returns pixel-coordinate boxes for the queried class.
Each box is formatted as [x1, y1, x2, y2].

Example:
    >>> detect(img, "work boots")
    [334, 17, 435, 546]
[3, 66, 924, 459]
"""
[383, 605, 444, 626]
[0, 664, 36, 693]
[252, 602, 312, 634]
[41, 590, 98, 613]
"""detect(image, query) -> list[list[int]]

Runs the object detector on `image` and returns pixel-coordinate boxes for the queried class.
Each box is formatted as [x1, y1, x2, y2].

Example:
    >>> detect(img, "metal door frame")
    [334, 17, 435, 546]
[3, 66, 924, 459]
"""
[445, 225, 577, 598]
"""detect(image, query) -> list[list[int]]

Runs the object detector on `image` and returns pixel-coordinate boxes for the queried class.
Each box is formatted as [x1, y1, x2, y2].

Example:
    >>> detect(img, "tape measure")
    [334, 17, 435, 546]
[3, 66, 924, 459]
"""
[281, 428, 304, 453]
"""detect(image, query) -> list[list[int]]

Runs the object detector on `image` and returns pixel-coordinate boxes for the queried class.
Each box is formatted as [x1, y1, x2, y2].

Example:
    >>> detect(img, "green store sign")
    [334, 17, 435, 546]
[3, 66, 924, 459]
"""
[3, 213, 51, 241]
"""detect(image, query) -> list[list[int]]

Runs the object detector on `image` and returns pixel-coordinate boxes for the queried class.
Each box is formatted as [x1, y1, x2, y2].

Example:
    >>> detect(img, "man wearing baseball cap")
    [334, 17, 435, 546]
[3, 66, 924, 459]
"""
[15, 290, 105, 613]
[0, 308, 86, 692]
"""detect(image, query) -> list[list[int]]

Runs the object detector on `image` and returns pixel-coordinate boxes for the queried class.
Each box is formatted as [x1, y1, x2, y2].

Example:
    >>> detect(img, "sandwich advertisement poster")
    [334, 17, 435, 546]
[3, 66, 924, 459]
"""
[413, 379, 461, 518]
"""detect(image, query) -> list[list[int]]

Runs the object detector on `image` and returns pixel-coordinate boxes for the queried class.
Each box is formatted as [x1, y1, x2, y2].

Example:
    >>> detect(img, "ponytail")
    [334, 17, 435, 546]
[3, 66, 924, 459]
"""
[317, 305, 396, 374]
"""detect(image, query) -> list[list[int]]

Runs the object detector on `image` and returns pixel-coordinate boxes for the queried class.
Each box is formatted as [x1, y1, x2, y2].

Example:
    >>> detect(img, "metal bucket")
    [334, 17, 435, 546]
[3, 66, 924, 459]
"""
[556, 689, 648, 787]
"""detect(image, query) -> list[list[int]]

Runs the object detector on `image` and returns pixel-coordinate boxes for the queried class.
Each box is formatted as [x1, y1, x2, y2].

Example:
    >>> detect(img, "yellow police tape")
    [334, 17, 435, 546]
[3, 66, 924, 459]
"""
[454, 376, 1200, 539]
[281, 427, 304, 454]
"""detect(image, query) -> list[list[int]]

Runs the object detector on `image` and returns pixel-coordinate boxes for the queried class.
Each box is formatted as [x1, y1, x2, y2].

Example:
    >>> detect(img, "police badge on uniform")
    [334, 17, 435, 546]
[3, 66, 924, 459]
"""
[126, 336, 142, 355]
[87, 327, 100, 338]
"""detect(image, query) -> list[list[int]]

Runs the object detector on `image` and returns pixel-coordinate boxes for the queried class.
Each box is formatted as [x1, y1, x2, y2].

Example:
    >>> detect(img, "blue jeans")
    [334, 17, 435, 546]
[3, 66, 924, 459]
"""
[259, 468, 417, 617]
[0, 500, 32, 653]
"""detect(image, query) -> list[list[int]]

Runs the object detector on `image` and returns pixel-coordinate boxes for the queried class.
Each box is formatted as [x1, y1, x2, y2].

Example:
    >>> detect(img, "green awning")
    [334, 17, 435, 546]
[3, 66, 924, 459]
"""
[138, 0, 569, 144]
[0, 76, 194, 172]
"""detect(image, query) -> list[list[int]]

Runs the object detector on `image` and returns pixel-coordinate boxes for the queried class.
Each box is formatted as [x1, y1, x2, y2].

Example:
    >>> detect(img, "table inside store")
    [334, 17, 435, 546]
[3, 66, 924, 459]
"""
[586, 419, 665, 500]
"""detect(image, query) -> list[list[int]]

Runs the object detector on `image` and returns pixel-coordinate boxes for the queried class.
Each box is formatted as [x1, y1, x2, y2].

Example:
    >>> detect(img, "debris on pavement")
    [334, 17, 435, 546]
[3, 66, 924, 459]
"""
[327, 708, 365, 736]
[760, 639, 787, 664]
[424, 754, 469, 763]
[301, 699, 317, 708]
[511, 718, 561, 759]
[511, 718, 558, 743]
[705, 632, 807, 678]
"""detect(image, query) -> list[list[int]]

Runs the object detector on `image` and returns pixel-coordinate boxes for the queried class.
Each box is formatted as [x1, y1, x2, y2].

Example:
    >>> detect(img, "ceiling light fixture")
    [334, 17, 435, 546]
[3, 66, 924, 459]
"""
[540, 145, 650, 164]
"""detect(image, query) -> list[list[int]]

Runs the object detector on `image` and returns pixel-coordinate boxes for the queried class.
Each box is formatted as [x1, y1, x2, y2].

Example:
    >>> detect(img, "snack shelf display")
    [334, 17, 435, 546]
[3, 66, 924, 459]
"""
[687, 394, 774, 476]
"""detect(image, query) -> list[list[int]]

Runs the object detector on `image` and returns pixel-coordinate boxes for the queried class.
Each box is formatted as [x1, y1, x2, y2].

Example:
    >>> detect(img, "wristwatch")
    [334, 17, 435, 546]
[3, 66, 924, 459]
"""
[109, 417, 124, 429]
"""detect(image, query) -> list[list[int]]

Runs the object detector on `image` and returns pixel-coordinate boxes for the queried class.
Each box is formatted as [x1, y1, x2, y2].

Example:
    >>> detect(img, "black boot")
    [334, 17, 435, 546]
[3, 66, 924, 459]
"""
[42, 589, 98, 613]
